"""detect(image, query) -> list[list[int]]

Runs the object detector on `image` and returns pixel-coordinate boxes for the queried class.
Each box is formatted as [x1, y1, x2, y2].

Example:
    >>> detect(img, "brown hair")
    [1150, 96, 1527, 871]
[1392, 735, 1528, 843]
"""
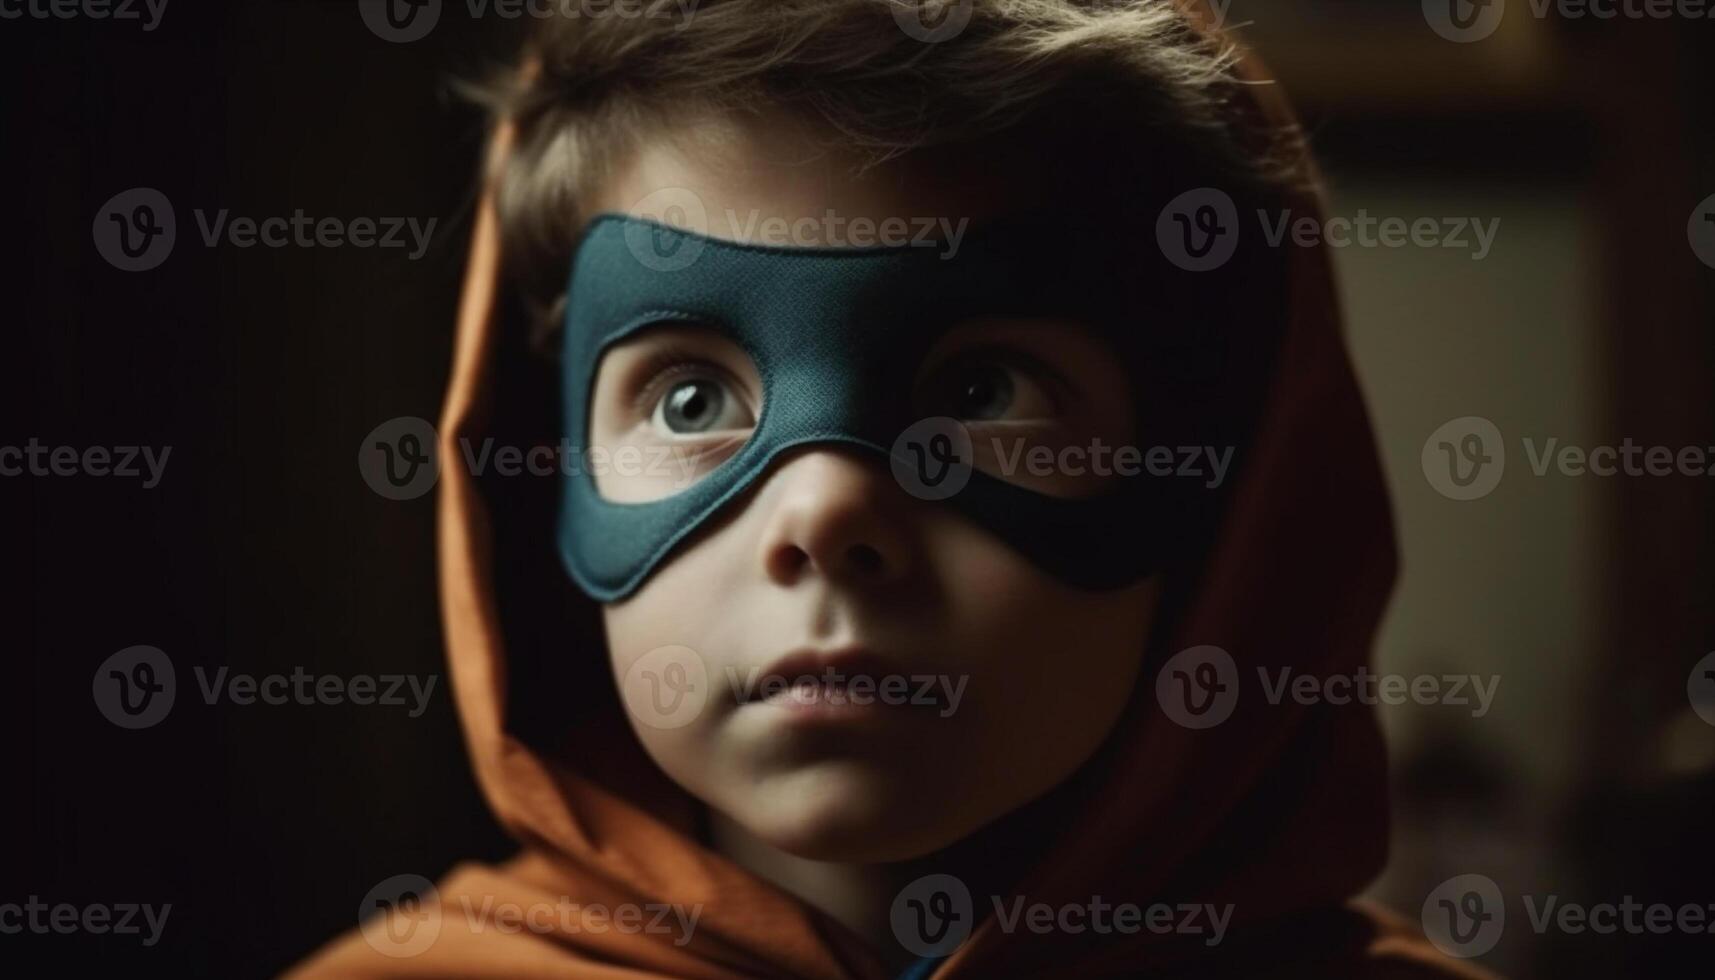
[474, 0, 1294, 340]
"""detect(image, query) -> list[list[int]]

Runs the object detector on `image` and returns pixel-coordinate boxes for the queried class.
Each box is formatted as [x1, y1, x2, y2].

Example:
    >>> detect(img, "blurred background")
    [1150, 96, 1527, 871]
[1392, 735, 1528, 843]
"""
[8, 1, 1713, 976]
[1215, 3, 1715, 975]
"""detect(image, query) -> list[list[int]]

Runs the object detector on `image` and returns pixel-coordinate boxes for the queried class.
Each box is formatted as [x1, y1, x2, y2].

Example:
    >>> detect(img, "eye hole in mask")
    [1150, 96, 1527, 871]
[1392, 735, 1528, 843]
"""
[585, 316, 1135, 505]
[587, 324, 763, 504]
[911, 316, 1136, 501]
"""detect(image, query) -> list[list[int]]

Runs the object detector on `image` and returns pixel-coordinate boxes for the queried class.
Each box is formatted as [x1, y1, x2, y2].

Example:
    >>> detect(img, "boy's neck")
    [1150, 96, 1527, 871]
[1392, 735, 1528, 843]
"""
[707, 810, 950, 974]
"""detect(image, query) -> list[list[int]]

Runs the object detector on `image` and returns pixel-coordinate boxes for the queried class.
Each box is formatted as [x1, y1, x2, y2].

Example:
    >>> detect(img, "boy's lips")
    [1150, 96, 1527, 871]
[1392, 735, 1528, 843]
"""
[759, 647, 909, 688]
[743, 647, 939, 723]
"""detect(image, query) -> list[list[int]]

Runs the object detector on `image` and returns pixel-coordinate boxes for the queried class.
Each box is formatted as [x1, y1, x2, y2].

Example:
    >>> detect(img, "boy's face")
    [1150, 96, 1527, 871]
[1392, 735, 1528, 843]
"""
[588, 109, 1159, 863]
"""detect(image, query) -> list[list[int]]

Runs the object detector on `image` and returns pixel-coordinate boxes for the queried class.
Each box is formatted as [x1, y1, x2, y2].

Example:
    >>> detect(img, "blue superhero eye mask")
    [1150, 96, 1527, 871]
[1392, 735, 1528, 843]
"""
[558, 213, 1213, 602]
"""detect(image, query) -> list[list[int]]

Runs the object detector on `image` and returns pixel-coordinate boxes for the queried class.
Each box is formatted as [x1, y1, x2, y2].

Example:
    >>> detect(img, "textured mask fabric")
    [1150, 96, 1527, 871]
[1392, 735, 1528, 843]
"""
[558, 214, 1196, 601]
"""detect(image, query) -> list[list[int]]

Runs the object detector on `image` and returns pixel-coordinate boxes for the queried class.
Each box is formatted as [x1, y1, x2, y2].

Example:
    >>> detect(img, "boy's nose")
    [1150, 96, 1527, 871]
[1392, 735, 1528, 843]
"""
[755, 449, 914, 588]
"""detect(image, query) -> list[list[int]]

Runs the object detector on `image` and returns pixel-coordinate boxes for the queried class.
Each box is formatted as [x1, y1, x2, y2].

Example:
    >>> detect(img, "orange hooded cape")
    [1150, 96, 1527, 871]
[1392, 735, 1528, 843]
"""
[291, 11, 1495, 979]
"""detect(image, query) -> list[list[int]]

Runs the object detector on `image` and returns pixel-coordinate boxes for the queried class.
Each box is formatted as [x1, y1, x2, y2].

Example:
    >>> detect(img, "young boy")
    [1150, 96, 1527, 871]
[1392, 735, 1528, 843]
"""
[295, 1, 1492, 976]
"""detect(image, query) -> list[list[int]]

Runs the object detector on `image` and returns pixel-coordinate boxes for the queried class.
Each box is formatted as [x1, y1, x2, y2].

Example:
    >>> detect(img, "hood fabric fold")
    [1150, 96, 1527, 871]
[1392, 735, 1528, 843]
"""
[290, 13, 1491, 978]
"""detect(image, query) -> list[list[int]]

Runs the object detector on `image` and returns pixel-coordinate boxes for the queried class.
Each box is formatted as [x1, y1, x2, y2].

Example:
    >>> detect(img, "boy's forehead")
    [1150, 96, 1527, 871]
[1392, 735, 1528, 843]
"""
[586, 106, 1015, 247]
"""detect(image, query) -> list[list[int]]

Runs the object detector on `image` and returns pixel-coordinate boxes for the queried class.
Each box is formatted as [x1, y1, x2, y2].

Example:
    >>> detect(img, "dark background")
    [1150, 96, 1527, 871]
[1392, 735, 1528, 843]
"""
[8, 1, 1714, 976]
[10, 4, 518, 974]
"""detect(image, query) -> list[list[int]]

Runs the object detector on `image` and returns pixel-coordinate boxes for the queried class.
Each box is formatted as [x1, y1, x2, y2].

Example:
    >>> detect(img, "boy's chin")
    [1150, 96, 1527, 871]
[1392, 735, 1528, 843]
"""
[727, 762, 978, 863]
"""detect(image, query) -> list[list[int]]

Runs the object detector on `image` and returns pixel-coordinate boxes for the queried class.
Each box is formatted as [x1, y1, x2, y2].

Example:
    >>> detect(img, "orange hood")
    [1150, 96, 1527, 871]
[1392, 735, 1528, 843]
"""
[290, 9, 1492, 978]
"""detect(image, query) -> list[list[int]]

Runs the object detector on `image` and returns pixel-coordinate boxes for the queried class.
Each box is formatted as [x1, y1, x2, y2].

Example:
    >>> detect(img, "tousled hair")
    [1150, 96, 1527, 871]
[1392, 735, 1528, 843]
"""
[473, 0, 1295, 341]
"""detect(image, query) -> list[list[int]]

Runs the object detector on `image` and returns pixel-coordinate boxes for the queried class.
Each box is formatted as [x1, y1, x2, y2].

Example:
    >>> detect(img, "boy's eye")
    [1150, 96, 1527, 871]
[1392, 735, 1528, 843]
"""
[950, 362, 1014, 420]
[651, 376, 755, 435]
[922, 356, 1057, 423]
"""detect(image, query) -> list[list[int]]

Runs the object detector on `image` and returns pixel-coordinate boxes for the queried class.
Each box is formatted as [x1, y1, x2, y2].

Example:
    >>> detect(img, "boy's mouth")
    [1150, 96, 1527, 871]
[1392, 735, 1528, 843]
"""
[735, 648, 955, 720]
